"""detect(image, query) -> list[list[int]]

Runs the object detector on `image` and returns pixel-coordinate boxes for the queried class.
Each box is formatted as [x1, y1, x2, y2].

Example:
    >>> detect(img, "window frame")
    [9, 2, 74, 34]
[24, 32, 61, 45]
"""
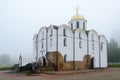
[83, 22, 85, 30]
[42, 41, 44, 48]
[42, 31, 44, 39]
[79, 41, 82, 48]
[64, 54, 67, 62]
[92, 34, 94, 42]
[50, 28, 53, 36]
[64, 38, 67, 46]
[63, 29, 66, 36]
[76, 21, 79, 28]
[79, 32, 82, 39]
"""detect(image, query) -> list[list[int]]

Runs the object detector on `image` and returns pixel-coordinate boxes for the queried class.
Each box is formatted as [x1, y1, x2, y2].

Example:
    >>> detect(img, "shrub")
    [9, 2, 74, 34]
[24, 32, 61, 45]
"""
[0, 66, 12, 71]
[108, 63, 120, 67]
[25, 70, 32, 76]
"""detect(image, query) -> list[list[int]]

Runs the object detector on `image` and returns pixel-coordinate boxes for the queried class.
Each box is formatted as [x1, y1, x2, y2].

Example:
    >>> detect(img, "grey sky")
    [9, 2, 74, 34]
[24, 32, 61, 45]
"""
[0, 0, 120, 62]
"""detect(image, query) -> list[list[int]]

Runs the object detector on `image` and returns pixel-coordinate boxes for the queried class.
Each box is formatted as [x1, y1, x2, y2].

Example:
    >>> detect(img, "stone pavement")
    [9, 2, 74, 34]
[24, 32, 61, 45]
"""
[0, 68, 120, 80]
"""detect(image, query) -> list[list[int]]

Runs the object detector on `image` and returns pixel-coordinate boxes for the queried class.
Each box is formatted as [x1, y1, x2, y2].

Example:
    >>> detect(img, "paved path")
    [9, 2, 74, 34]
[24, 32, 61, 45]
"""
[0, 68, 120, 80]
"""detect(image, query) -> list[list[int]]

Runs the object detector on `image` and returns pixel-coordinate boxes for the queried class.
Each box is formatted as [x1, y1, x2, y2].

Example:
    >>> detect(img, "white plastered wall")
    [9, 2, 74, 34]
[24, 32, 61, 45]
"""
[58, 25, 73, 61]
[99, 35, 108, 68]
[47, 25, 57, 52]
[88, 30, 100, 68]
[74, 29, 87, 61]
[33, 34, 38, 62]
[37, 27, 47, 61]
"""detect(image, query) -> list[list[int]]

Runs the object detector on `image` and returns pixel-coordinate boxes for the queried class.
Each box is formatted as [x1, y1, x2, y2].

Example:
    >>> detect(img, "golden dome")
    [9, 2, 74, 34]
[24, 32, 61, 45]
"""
[71, 14, 84, 20]
[71, 6, 84, 20]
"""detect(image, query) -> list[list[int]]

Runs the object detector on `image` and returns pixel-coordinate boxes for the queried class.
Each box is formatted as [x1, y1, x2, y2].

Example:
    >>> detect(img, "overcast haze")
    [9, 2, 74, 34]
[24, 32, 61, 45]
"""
[0, 0, 120, 63]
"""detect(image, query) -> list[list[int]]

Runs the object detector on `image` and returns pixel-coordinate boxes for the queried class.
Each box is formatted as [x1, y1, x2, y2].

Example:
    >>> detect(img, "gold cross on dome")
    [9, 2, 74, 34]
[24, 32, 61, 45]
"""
[76, 6, 79, 15]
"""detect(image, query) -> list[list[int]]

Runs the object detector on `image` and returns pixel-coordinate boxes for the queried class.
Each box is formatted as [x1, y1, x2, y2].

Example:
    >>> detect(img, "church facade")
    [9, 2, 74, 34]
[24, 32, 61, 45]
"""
[33, 9, 108, 70]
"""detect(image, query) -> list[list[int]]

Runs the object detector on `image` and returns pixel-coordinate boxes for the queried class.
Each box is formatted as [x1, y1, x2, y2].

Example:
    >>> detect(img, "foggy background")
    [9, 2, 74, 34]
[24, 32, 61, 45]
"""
[0, 0, 120, 66]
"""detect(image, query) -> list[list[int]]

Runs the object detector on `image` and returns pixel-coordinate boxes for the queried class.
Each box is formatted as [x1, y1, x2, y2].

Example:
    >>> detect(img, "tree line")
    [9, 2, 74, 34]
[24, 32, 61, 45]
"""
[108, 39, 120, 63]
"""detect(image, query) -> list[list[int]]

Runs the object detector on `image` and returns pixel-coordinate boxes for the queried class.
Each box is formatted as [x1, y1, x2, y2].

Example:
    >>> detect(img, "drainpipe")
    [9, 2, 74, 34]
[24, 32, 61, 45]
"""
[73, 31, 75, 70]
[46, 28, 48, 55]
[46, 28, 48, 67]
[87, 33, 89, 68]
[56, 27, 58, 71]
[106, 40, 108, 68]
[99, 36, 101, 68]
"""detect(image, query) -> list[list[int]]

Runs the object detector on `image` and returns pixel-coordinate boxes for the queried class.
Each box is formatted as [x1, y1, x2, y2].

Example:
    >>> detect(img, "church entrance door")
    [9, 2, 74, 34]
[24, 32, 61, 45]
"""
[42, 56, 46, 66]
[91, 57, 94, 69]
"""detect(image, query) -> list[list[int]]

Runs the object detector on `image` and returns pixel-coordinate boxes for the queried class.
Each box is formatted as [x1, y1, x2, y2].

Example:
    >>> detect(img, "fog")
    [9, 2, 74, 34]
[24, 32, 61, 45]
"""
[0, 54, 17, 66]
[0, 53, 33, 66]
[0, 0, 120, 65]
[111, 30, 120, 45]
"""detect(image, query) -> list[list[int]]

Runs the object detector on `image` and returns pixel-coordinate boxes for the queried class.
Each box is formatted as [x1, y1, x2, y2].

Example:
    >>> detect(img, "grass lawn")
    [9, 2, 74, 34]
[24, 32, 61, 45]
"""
[108, 63, 120, 67]
[0, 66, 12, 71]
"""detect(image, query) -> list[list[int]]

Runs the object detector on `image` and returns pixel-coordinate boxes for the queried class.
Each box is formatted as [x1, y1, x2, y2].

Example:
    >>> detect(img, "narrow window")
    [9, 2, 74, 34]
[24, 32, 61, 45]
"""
[42, 31, 44, 39]
[63, 29, 66, 36]
[50, 29, 52, 36]
[42, 31, 44, 48]
[64, 54, 67, 62]
[79, 41, 82, 48]
[101, 42, 103, 51]
[76, 21, 79, 28]
[92, 43, 94, 50]
[92, 34, 94, 42]
[71, 23, 73, 30]
[64, 38, 67, 46]
[83, 22, 85, 30]
[42, 41, 44, 48]
[50, 38, 52, 47]
[79, 32, 81, 39]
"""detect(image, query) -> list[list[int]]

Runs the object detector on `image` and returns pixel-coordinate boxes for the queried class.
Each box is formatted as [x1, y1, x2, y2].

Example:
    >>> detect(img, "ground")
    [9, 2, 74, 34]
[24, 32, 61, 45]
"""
[0, 68, 120, 80]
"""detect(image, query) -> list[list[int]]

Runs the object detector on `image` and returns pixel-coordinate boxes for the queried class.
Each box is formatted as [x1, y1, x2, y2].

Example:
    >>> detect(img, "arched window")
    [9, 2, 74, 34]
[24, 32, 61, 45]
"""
[50, 29, 52, 36]
[83, 22, 85, 30]
[64, 54, 67, 62]
[79, 41, 82, 48]
[101, 42, 103, 51]
[50, 38, 52, 47]
[64, 38, 67, 46]
[42, 31, 44, 39]
[63, 29, 66, 36]
[76, 21, 79, 28]
[42, 41, 44, 48]
[71, 23, 73, 30]
[92, 43, 94, 50]
[41, 31, 44, 49]
[79, 32, 81, 39]
[92, 34, 94, 42]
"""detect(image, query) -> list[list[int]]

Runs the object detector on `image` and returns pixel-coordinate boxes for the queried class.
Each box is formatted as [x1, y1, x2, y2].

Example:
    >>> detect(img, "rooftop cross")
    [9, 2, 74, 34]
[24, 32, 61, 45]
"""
[76, 6, 79, 15]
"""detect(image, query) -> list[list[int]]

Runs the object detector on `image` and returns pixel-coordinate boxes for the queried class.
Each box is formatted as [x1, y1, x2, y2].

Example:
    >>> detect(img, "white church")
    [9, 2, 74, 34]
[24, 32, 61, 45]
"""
[33, 8, 108, 70]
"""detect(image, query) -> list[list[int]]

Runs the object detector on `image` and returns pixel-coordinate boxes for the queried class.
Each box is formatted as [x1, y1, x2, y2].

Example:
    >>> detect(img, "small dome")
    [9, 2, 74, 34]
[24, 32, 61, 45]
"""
[71, 14, 84, 20]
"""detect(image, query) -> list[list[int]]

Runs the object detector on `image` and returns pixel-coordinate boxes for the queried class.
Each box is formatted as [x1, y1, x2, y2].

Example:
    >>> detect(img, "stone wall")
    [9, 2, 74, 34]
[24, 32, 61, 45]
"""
[45, 52, 91, 71]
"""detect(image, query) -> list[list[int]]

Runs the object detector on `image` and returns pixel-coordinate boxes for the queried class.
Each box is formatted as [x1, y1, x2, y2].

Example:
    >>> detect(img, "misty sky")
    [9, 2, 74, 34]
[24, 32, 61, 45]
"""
[0, 0, 120, 62]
